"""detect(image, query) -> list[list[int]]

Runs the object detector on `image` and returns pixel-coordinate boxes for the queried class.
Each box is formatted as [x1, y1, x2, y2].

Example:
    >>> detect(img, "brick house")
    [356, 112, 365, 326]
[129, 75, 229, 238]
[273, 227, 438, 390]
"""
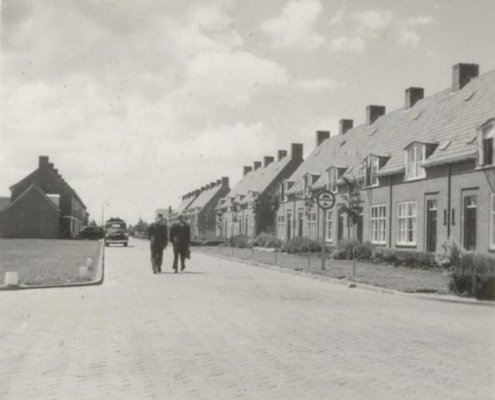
[276, 63, 495, 255]
[184, 177, 230, 238]
[217, 143, 304, 239]
[0, 156, 89, 238]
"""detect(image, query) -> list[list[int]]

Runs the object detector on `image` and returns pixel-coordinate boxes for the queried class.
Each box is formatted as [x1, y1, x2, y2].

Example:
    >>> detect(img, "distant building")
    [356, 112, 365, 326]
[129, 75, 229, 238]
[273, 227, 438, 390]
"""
[217, 144, 304, 238]
[169, 177, 230, 238]
[155, 207, 172, 220]
[185, 177, 230, 238]
[0, 156, 89, 238]
[276, 63, 495, 255]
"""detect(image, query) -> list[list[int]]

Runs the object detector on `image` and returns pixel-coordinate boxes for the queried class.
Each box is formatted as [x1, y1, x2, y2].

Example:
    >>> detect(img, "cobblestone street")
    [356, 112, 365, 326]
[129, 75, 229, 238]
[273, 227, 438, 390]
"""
[0, 238, 494, 400]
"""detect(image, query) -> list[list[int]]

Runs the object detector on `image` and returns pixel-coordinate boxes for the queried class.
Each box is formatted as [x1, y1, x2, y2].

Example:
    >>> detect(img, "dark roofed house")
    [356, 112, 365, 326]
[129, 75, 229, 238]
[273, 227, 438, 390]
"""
[0, 156, 89, 238]
[185, 177, 230, 238]
[277, 63, 495, 255]
[217, 143, 304, 238]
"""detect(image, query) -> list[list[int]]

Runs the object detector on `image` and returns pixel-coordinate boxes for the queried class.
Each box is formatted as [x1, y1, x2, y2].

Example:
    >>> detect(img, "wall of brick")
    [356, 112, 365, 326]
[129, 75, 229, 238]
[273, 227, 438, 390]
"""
[0, 187, 59, 238]
[277, 161, 495, 255]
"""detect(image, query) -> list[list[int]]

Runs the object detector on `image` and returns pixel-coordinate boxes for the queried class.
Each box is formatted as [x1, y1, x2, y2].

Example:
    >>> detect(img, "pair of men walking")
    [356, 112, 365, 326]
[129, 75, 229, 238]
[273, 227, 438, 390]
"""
[148, 215, 191, 274]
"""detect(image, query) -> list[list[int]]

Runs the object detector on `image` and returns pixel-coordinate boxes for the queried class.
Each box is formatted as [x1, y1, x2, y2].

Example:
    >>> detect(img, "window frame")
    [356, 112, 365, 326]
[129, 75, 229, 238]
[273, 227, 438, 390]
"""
[479, 122, 495, 167]
[327, 167, 339, 194]
[405, 143, 426, 180]
[396, 201, 417, 246]
[370, 204, 387, 245]
[325, 209, 333, 243]
[491, 193, 495, 250]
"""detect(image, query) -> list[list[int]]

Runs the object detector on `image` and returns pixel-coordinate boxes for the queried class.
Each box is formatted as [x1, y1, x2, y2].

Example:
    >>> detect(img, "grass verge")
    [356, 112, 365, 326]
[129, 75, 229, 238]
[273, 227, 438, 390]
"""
[0, 239, 102, 286]
[197, 246, 450, 294]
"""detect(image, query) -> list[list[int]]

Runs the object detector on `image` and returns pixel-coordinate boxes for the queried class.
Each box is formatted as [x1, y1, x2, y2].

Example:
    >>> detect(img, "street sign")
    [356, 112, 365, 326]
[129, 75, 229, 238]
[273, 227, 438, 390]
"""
[316, 190, 336, 210]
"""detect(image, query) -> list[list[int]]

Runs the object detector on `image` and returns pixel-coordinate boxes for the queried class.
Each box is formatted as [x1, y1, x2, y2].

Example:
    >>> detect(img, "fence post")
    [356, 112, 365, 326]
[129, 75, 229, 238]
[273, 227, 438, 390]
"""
[274, 248, 277, 265]
[307, 251, 311, 270]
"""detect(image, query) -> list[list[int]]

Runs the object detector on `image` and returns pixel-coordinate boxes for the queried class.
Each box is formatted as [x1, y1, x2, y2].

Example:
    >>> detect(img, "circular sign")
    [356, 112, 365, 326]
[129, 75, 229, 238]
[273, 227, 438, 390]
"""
[316, 190, 336, 210]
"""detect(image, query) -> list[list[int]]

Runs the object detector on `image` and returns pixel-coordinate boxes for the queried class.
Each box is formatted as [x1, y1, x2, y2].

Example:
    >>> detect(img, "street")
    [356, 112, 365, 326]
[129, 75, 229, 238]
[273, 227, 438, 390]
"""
[0, 238, 494, 400]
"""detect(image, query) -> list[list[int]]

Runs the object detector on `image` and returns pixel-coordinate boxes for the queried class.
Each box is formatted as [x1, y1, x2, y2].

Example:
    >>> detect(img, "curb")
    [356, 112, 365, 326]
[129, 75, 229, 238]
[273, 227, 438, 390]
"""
[0, 241, 105, 291]
[197, 249, 495, 307]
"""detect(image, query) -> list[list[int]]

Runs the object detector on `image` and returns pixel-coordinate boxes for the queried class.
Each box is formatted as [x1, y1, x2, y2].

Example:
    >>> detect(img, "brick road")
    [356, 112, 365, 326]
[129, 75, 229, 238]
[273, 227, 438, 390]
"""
[0, 238, 494, 400]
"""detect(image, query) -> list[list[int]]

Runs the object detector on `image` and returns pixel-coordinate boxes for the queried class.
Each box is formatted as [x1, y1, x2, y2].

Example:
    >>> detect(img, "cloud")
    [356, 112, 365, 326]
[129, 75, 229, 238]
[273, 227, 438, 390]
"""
[353, 10, 394, 32]
[261, 0, 324, 50]
[295, 78, 339, 91]
[328, 8, 434, 53]
[330, 35, 365, 53]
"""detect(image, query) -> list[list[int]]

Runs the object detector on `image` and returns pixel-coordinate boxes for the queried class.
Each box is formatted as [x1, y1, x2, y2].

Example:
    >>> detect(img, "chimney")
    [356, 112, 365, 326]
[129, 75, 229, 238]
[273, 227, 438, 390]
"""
[277, 150, 287, 161]
[366, 105, 386, 126]
[253, 161, 262, 170]
[221, 177, 229, 187]
[216, 179, 222, 186]
[316, 130, 330, 146]
[243, 166, 252, 176]
[452, 63, 479, 91]
[201, 186, 207, 192]
[339, 119, 354, 135]
[405, 87, 424, 109]
[39, 156, 49, 169]
[194, 189, 200, 196]
[263, 156, 274, 167]
[210, 182, 216, 189]
[291, 143, 303, 160]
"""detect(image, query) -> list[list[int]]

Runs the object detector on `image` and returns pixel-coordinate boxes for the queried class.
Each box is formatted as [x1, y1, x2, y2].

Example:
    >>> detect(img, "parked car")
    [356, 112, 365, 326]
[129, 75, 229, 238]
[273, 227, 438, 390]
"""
[104, 218, 129, 247]
[78, 226, 105, 240]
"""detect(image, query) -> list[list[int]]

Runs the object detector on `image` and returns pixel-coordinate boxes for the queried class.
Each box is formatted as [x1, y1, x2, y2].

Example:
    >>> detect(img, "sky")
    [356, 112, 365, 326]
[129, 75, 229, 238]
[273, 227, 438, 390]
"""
[1, 0, 495, 225]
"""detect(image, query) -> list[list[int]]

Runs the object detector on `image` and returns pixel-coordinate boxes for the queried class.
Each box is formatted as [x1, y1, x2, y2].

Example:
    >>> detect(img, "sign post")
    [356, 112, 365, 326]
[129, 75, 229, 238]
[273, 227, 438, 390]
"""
[316, 190, 336, 271]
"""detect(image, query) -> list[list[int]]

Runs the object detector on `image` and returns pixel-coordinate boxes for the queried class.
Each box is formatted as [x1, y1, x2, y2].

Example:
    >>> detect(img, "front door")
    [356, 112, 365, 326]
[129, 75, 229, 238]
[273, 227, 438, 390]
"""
[463, 195, 477, 250]
[286, 213, 292, 240]
[426, 199, 437, 252]
[337, 207, 344, 241]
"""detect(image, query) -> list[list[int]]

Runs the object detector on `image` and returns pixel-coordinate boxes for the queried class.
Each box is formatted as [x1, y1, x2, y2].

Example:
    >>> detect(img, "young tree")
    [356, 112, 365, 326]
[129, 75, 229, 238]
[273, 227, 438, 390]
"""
[340, 176, 363, 276]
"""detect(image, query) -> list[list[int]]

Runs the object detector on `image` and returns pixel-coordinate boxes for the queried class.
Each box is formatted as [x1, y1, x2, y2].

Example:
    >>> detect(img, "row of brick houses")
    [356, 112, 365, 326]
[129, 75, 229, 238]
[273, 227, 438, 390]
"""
[167, 62, 494, 256]
[0, 156, 89, 238]
[276, 63, 495, 255]
[169, 177, 230, 238]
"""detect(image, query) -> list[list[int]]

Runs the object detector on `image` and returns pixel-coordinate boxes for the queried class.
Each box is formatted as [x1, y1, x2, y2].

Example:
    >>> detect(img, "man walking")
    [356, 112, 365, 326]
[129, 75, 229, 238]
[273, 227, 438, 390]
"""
[170, 215, 191, 273]
[148, 215, 168, 274]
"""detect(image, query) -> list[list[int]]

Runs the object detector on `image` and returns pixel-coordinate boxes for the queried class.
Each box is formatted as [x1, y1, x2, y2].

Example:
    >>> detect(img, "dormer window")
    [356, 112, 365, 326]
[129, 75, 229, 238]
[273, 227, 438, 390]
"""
[478, 120, 494, 167]
[327, 167, 339, 193]
[405, 143, 426, 180]
[364, 156, 380, 187]
[303, 173, 319, 196]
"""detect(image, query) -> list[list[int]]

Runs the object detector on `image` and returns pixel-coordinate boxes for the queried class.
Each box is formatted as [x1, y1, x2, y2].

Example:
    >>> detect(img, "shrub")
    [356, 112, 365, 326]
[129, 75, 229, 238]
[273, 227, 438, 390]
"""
[370, 247, 437, 269]
[253, 232, 282, 248]
[435, 240, 461, 268]
[281, 237, 321, 253]
[449, 253, 495, 300]
[227, 235, 252, 248]
[332, 240, 374, 260]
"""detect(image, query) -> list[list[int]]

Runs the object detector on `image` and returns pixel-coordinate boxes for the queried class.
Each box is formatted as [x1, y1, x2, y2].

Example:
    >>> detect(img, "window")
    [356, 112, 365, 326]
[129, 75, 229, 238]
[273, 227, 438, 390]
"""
[365, 156, 380, 186]
[277, 215, 285, 239]
[479, 122, 494, 166]
[397, 201, 417, 245]
[325, 210, 333, 242]
[405, 143, 426, 179]
[491, 194, 495, 250]
[463, 194, 477, 251]
[370, 205, 386, 244]
[327, 167, 339, 193]
[307, 211, 317, 239]
[280, 182, 285, 202]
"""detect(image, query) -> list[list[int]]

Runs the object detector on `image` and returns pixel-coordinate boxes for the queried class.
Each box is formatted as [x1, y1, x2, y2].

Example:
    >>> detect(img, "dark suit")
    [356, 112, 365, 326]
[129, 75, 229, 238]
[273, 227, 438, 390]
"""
[170, 221, 191, 271]
[148, 221, 168, 273]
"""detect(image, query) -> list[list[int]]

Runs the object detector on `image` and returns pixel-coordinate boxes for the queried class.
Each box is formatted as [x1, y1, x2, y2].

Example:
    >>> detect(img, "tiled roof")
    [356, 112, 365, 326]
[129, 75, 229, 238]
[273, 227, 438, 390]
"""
[174, 195, 197, 214]
[0, 185, 59, 215]
[187, 185, 222, 211]
[290, 68, 495, 194]
[225, 157, 292, 200]
[0, 197, 10, 211]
